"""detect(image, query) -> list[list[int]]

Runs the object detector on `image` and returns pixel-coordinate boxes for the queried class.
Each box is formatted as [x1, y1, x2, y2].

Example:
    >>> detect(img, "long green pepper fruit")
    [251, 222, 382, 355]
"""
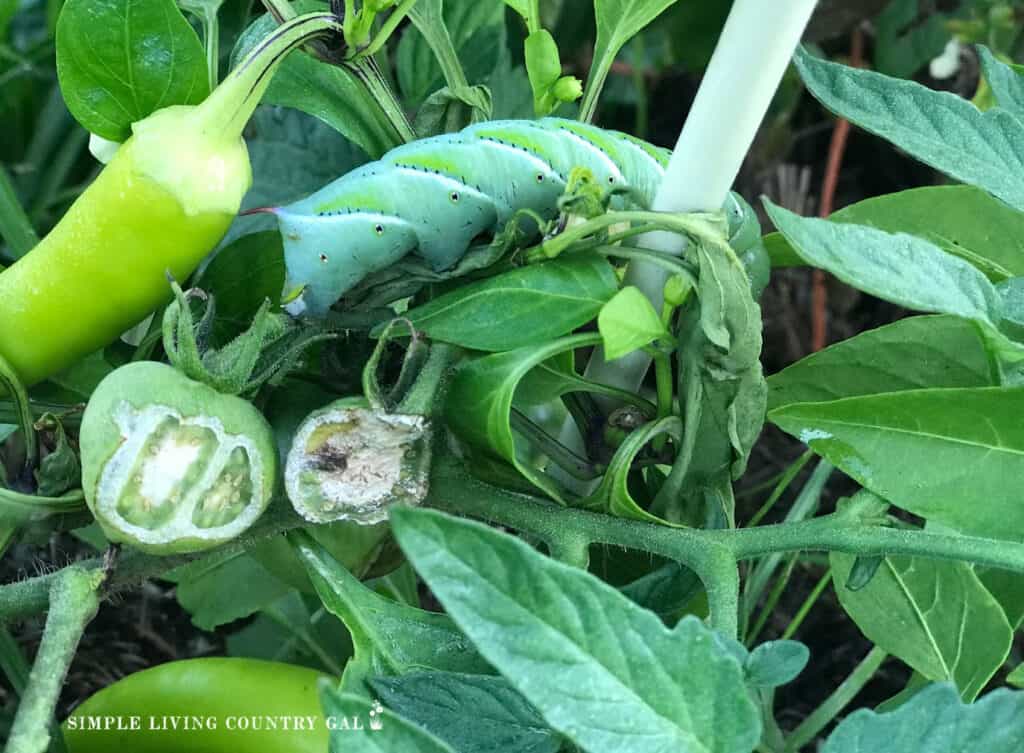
[0, 12, 342, 387]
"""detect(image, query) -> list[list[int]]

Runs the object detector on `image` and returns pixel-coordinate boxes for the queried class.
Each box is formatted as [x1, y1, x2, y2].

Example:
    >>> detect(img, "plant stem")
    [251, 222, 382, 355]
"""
[0, 352, 38, 477]
[746, 450, 813, 528]
[361, 0, 420, 60]
[0, 166, 38, 260]
[579, 0, 819, 395]
[784, 646, 888, 753]
[4, 565, 103, 753]
[781, 566, 832, 641]
[203, 7, 221, 91]
[345, 57, 417, 142]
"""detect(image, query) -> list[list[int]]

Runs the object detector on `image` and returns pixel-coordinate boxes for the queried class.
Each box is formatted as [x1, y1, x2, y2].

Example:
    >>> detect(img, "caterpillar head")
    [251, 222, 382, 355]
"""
[272, 207, 417, 317]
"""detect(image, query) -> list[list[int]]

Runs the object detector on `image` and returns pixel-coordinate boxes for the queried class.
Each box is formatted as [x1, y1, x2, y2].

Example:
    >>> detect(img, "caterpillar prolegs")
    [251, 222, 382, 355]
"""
[273, 118, 750, 316]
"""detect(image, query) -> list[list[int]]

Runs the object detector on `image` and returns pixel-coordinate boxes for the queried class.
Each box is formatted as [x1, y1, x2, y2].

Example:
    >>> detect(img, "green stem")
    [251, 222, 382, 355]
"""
[652, 351, 673, 420]
[361, 0, 420, 60]
[578, 49, 614, 124]
[198, 11, 345, 137]
[260, 0, 297, 23]
[781, 566, 832, 641]
[746, 553, 798, 645]
[783, 646, 888, 753]
[345, 56, 416, 142]
[632, 34, 648, 140]
[4, 565, 103, 753]
[746, 450, 813, 528]
[203, 7, 220, 91]
[0, 352, 38, 477]
[0, 166, 38, 260]
[526, 0, 541, 33]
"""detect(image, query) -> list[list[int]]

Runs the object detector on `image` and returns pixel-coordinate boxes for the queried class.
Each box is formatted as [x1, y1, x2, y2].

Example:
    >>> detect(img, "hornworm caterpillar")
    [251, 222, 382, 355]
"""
[272, 118, 748, 316]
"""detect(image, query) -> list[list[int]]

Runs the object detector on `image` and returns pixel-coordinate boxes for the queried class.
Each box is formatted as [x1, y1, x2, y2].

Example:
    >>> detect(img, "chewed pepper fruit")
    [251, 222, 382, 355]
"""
[80, 362, 278, 554]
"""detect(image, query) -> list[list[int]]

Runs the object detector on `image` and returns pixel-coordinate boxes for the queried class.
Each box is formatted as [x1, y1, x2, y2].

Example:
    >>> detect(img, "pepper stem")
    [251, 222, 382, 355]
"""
[195, 11, 344, 138]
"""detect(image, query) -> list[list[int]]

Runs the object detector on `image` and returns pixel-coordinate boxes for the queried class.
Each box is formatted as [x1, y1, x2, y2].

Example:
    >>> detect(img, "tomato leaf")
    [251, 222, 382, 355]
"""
[390, 507, 762, 753]
[823, 683, 1024, 752]
[321, 688, 457, 752]
[371, 672, 562, 753]
[794, 48, 1024, 212]
[764, 185, 1024, 281]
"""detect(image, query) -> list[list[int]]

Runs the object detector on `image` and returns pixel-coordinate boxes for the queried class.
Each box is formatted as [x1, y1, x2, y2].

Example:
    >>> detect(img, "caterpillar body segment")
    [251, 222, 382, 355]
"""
[276, 118, 676, 316]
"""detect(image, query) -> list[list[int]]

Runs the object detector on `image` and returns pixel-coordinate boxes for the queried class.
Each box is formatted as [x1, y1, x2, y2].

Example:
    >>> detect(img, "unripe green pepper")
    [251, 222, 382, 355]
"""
[284, 397, 431, 525]
[80, 362, 277, 554]
[63, 658, 328, 753]
[0, 12, 341, 387]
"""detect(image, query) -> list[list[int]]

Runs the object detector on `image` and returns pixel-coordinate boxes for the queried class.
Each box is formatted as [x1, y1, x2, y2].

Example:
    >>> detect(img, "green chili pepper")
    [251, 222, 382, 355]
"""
[63, 658, 328, 753]
[79, 362, 277, 554]
[0, 12, 342, 387]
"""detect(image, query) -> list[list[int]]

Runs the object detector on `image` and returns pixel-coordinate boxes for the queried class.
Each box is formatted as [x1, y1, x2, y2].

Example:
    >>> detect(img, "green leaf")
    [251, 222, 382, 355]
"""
[289, 529, 489, 691]
[1008, 664, 1024, 688]
[403, 257, 618, 352]
[794, 48, 1024, 212]
[399, 0, 506, 107]
[823, 683, 1024, 752]
[764, 200, 1003, 326]
[34, 416, 80, 498]
[226, 106, 368, 244]
[771, 387, 1024, 538]
[874, 0, 950, 78]
[321, 688, 457, 752]
[744, 640, 809, 689]
[446, 333, 629, 502]
[168, 550, 292, 631]
[997, 277, 1024, 341]
[978, 568, 1024, 631]
[55, 0, 208, 141]
[764, 185, 1024, 281]
[232, 9, 400, 158]
[978, 45, 1024, 118]
[198, 232, 285, 344]
[371, 672, 562, 753]
[413, 84, 492, 136]
[767, 315, 996, 410]
[831, 553, 1011, 701]
[590, 0, 676, 103]
[598, 286, 667, 360]
[390, 507, 762, 753]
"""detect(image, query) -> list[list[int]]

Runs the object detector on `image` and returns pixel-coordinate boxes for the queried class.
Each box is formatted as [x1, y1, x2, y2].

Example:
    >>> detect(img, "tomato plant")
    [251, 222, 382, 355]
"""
[3, 1, 1024, 753]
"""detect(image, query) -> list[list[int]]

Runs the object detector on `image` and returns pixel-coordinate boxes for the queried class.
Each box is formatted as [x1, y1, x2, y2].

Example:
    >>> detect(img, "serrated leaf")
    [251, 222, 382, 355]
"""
[765, 200, 1003, 327]
[978, 45, 1024, 118]
[598, 286, 667, 360]
[823, 683, 1024, 752]
[321, 689, 457, 752]
[168, 551, 292, 630]
[403, 256, 618, 352]
[55, 0, 208, 140]
[767, 315, 995, 410]
[794, 48, 1024, 212]
[371, 672, 561, 753]
[289, 529, 489, 691]
[831, 553, 1011, 700]
[390, 507, 761, 753]
[764, 185, 1024, 281]
[771, 387, 1024, 539]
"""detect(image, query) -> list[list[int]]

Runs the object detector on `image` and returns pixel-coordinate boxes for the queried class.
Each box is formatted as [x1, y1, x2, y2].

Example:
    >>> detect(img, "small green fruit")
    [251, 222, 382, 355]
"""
[80, 362, 278, 554]
[284, 398, 431, 525]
